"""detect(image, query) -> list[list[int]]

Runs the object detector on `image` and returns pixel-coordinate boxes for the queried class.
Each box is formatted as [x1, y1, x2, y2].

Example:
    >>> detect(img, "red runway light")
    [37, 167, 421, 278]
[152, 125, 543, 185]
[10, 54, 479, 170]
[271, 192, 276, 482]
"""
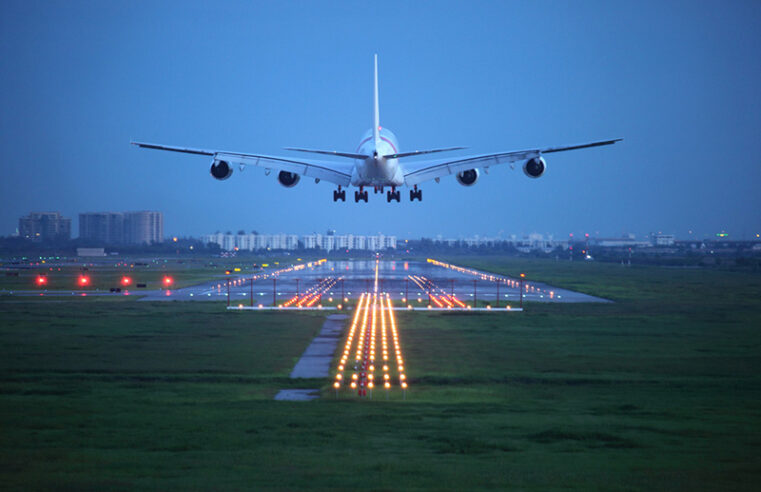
[78, 276, 90, 286]
[121, 276, 132, 286]
[163, 276, 173, 286]
[36, 275, 47, 286]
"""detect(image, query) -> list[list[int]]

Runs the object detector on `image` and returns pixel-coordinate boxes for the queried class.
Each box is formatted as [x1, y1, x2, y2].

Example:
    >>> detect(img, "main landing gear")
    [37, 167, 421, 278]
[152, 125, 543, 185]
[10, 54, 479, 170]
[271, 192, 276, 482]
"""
[386, 187, 401, 202]
[333, 186, 346, 202]
[409, 185, 423, 201]
[354, 187, 369, 203]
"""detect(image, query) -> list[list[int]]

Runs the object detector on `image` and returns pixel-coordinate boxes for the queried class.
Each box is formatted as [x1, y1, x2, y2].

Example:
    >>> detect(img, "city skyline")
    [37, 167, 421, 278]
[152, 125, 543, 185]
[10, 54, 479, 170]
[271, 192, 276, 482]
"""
[8, 209, 756, 243]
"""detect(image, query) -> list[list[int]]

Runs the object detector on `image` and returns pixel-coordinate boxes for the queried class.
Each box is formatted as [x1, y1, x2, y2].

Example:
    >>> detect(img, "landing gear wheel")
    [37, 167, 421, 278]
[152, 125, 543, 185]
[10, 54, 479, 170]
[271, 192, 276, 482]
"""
[333, 188, 346, 202]
[355, 190, 369, 203]
[409, 189, 423, 201]
[387, 190, 401, 202]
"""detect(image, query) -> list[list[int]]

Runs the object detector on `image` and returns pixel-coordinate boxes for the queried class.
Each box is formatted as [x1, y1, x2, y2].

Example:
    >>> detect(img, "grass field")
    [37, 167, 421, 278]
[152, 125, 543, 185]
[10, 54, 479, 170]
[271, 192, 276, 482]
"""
[0, 256, 318, 292]
[1, 258, 760, 490]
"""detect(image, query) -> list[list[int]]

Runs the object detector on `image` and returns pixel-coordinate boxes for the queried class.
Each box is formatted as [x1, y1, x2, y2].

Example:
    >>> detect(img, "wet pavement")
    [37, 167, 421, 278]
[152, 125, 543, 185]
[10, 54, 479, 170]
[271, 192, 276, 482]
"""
[140, 259, 609, 304]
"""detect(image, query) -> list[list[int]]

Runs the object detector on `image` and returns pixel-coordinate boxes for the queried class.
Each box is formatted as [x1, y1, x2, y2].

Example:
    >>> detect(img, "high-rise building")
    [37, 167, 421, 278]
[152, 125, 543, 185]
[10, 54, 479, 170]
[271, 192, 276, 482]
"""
[78, 211, 163, 244]
[79, 212, 124, 244]
[18, 212, 71, 241]
[124, 211, 163, 244]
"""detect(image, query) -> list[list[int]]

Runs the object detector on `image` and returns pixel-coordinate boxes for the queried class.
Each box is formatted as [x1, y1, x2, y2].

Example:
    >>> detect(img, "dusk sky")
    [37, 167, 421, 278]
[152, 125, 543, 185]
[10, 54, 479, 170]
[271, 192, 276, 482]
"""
[1, 1, 760, 240]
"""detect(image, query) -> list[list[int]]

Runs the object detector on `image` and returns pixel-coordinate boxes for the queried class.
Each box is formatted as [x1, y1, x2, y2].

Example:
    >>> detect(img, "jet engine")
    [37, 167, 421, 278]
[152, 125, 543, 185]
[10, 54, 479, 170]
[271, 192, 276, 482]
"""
[210, 159, 233, 180]
[277, 171, 300, 187]
[523, 157, 546, 178]
[455, 168, 479, 186]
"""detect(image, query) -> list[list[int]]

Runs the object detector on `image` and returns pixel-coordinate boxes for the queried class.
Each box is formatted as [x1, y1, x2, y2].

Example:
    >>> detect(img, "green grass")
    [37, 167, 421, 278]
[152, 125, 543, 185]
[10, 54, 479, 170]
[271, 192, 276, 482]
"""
[0, 256, 323, 292]
[1, 259, 760, 490]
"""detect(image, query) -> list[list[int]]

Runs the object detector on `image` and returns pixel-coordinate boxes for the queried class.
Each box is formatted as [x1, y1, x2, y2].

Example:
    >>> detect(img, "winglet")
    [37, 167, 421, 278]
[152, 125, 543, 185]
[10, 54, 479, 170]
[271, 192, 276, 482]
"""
[373, 54, 380, 143]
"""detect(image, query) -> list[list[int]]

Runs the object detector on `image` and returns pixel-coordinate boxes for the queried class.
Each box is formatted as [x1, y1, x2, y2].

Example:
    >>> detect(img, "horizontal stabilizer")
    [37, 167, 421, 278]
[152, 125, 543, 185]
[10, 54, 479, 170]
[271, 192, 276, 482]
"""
[384, 147, 466, 159]
[284, 147, 369, 160]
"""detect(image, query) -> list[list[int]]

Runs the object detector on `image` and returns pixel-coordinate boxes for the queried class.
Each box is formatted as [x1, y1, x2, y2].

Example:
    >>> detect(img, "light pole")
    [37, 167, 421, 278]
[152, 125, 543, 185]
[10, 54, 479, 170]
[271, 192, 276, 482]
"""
[519, 273, 525, 309]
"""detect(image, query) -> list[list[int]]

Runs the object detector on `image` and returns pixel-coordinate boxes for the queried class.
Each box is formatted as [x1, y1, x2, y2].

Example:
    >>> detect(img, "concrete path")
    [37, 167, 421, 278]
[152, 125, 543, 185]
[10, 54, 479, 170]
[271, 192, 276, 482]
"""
[289, 314, 347, 378]
[273, 389, 320, 401]
[275, 314, 347, 401]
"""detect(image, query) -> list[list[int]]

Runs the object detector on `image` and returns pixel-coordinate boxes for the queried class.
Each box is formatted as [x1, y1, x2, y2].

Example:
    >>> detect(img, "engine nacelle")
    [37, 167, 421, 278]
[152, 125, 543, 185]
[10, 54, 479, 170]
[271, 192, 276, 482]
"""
[523, 157, 546, 178]
[455, 168, 479, 186]
[210, 159, 233, 180]
[277, 171, 300, 187]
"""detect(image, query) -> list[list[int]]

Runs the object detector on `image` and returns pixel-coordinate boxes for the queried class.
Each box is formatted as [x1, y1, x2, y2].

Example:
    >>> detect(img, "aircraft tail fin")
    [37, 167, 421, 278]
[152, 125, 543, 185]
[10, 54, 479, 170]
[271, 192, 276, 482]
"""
[373, 54, 380, 143]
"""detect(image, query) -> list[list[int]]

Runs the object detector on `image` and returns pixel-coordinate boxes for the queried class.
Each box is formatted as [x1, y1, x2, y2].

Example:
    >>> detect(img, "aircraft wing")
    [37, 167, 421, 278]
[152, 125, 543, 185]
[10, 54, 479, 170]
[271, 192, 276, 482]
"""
[132, 142, 353, 186]
[402, 138, 622, 186]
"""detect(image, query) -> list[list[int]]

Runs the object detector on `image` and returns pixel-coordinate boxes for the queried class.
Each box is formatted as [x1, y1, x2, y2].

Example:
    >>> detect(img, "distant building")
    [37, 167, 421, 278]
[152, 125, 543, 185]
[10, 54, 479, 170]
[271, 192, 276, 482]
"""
[79, 211, 163, 244]
[124, 211, 163, 244]
[18, 212, 71, 241]
[79, 212, 125, 244]
[591, 236, 651, 248]
[652, 234, 676, 246]
[201, 232, 396, 252]
[77, 247, 106, 257]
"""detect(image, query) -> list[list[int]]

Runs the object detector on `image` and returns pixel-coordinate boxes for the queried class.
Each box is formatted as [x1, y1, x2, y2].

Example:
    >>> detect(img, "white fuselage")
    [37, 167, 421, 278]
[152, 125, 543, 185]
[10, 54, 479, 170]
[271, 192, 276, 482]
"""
[351, 128, 404, 187]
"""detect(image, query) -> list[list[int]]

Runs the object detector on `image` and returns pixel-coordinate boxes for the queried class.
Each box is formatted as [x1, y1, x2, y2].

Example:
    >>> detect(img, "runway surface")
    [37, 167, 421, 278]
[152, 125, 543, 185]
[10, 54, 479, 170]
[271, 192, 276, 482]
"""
[138, 258, 609, 304]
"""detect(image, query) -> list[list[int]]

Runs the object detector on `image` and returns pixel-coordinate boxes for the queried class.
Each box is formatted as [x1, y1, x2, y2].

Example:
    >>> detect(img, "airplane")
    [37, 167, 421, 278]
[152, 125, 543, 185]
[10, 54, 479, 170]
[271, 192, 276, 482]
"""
[132, 55, 621, 203]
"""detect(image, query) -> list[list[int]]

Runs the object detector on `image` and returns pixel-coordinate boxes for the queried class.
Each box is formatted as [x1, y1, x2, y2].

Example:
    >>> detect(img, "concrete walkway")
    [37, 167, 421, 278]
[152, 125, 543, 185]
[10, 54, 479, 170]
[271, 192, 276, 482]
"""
[274, 314, 347, 401]
[289, 314, 347, 378]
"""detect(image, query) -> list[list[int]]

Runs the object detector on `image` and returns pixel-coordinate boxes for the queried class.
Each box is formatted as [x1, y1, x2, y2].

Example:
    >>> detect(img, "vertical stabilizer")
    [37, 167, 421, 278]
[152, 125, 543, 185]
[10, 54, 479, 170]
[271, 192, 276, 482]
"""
[373, 54, 380, 143]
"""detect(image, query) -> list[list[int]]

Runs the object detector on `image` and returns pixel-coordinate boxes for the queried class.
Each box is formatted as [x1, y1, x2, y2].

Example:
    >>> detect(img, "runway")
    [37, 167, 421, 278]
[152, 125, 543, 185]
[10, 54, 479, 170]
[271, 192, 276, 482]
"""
[138, 258, 609, 305]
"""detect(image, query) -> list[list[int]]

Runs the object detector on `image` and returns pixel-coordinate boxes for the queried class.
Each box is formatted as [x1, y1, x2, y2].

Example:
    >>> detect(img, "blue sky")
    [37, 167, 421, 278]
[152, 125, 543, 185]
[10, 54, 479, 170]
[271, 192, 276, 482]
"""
[1, 1, 760, 240]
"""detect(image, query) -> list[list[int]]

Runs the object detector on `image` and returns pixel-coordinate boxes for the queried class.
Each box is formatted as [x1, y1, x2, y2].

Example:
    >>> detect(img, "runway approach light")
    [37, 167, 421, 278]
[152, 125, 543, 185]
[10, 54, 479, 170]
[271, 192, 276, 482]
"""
[78, 275, 90, 287]
[121, 276, 132, 286]
[163, 276, 173, 287]
[36, 275, 47, 286]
